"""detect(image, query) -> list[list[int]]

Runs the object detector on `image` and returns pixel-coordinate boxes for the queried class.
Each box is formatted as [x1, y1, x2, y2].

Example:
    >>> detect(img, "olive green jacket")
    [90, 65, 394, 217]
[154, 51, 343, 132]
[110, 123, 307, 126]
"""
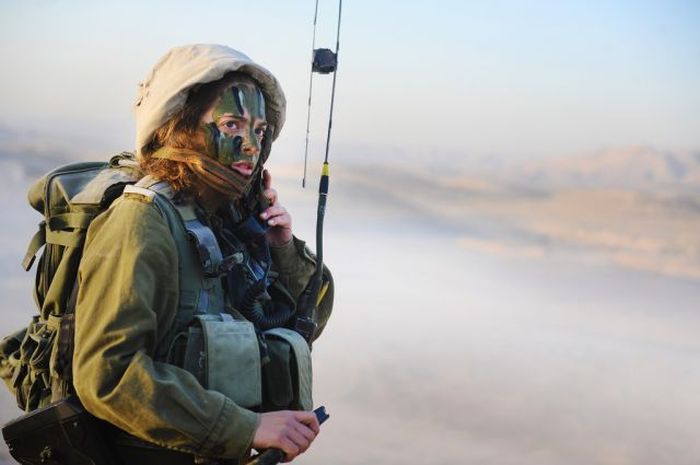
[72, 193, 330, 460]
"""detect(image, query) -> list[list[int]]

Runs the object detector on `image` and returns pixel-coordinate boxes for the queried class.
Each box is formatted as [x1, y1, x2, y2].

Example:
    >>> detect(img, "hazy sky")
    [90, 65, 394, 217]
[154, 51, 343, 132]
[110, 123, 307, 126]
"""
[1, 0, 699, 163]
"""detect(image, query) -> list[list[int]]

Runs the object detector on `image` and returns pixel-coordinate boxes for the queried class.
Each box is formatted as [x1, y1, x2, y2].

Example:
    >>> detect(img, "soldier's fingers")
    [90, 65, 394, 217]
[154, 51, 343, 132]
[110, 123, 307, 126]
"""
[261, 206, 291, 228]
[294, 421, 317, 443]
[295, 411, 320, 434]
[280, 438, 300, 462]
[287, 429, 311, 453]
[261, 205, 287, 220]
[267, 213, 291, 228]
[263, 169, 272, 190]
[263, 187, 278, 206]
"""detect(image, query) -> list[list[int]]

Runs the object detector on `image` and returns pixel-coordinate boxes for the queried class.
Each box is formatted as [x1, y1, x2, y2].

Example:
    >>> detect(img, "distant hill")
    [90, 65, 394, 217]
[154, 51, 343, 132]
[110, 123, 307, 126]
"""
[3, 119, 698, 193]
[0, 124, 104, 181]
[0, 147, 76, 181]
[504, 146, 700, 191]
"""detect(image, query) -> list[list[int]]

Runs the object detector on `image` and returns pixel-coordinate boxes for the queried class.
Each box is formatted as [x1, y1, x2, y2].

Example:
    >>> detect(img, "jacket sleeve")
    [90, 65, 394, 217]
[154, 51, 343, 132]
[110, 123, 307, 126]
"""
[73, 196, 258, 460]
[269, 237, 334, 340]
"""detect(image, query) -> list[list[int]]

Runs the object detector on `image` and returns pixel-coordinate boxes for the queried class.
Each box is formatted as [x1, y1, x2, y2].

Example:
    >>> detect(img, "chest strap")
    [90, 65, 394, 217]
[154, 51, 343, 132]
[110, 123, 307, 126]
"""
[123, 178, 225, 327]
[127, 178, 225, 279]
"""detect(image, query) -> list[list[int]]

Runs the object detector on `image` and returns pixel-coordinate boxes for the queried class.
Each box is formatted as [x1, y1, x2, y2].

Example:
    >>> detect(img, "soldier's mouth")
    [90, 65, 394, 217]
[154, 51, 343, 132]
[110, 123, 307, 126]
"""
[230, 161, 254, 177]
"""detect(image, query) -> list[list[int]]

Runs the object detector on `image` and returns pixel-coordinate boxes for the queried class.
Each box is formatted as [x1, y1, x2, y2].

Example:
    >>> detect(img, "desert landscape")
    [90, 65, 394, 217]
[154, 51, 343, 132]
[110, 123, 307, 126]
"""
[0, 139, 698, 464]
[2, 0, 698, 462]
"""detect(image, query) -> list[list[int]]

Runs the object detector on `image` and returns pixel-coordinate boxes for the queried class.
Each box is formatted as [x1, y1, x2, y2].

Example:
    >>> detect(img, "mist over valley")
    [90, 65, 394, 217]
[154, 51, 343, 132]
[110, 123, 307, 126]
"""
[0, 136, 698, 464]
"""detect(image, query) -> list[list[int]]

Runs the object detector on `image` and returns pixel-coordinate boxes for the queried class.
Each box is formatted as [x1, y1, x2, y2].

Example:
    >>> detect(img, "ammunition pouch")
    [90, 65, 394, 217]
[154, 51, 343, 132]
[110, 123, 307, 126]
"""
[177, 313, 263, 409]
[7, 314, 72, 412]
[2, 397, 241, 465]
[262, 328, 312, 411]
[1, 397, 117, 465]
[169, 315, 313, 412]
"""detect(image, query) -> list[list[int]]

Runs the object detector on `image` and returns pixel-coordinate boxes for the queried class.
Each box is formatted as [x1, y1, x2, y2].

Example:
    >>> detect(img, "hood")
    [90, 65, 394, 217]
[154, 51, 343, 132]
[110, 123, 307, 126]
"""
[133, 44, 286, 159]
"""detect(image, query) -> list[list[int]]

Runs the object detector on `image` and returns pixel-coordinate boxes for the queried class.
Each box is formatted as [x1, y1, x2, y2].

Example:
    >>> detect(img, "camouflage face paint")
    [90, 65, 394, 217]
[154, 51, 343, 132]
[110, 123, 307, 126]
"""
[200, 77, 267, 177]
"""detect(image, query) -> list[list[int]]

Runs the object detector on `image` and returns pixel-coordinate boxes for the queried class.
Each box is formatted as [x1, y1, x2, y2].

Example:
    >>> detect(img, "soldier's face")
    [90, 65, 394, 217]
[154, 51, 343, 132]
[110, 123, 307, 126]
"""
[199, 77, 267, 177]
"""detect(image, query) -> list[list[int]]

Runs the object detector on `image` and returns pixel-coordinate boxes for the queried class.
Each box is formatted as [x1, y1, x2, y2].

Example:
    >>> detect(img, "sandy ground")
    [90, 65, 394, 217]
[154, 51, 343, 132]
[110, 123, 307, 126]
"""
[0, 157, 698, 464]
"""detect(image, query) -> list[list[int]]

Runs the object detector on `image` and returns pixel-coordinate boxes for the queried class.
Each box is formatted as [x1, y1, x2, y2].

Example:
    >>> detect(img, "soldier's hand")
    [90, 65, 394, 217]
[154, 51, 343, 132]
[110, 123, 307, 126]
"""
[260, 169, 293, 248]
[252, 410, 320, 462]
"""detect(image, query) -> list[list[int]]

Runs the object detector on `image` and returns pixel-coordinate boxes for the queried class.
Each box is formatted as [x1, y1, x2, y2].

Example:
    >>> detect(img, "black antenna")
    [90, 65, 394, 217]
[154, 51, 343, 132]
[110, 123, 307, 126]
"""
[302, 0, 320, 188]
[323, 0, 342, 166]
[295, 0, 343, 346]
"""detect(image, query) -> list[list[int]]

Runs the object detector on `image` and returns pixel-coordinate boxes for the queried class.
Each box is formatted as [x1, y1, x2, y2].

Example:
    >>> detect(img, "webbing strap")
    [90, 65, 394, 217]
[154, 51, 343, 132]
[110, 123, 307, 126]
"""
[134, 175, 169, 195]
[184, 219, 224, 277]
[137, 178, 225, 316]
[23, 212, 94, 270]
[123, 184, 156, 200]
[22, 224, 46, 271]
[47, 212, 94, 231]
[139, 175, 225, 278]
[196, 290, 209, 314]
[45, 229, 84, 249]
[46, 314, 62, 331]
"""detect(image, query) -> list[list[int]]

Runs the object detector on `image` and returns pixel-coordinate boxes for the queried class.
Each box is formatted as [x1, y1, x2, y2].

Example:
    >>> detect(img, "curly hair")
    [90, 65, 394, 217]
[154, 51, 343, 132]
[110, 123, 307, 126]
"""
[139, 72, 246, 192]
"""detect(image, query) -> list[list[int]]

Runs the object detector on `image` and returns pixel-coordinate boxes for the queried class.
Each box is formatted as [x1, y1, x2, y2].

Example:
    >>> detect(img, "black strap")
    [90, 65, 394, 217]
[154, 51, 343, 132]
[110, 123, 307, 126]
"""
[55, 281, 79, 382]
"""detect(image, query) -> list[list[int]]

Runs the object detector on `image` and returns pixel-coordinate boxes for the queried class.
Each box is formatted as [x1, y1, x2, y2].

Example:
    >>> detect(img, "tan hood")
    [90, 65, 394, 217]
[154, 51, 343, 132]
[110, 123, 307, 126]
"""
[133, 44, 286, 159]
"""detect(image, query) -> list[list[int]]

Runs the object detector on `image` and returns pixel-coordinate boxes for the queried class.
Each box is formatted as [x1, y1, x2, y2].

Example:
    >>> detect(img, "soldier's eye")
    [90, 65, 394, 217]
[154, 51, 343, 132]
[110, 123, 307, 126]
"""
[224, 121, 239, 129]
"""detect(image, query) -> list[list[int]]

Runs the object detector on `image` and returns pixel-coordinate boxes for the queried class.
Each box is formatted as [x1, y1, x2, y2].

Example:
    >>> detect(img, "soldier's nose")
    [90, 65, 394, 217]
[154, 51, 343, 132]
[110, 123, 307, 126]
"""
[242, 142, 259, 156]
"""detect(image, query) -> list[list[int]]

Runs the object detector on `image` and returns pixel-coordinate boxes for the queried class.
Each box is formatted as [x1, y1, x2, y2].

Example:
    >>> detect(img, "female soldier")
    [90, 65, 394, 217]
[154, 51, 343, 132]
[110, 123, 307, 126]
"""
[72, 44, 333, 464]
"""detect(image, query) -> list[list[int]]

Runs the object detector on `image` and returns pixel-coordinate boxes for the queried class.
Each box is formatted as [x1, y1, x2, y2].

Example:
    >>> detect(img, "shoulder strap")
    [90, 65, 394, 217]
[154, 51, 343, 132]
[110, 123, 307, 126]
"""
[123, 179, 227, 361]
[129, 177, 225, 277]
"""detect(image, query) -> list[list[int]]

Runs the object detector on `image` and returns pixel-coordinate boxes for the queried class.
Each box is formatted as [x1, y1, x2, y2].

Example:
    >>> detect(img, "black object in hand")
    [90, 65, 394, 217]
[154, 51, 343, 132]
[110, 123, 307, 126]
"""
[247, 406, 329, 465]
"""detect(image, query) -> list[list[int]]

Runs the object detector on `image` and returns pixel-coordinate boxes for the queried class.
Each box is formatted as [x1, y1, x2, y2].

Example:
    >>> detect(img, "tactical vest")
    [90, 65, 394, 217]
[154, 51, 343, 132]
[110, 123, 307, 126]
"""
[2, 158, 312, 414]
[122, 177, 313, 412]
[2, 157, 321, 465]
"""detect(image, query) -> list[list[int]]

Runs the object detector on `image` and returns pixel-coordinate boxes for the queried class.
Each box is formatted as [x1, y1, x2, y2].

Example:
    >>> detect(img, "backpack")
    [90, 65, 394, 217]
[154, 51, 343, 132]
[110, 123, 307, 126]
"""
[0, 153, 141, 412]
